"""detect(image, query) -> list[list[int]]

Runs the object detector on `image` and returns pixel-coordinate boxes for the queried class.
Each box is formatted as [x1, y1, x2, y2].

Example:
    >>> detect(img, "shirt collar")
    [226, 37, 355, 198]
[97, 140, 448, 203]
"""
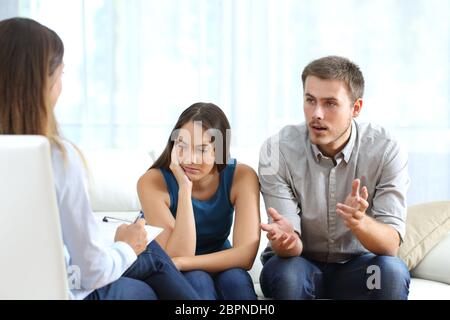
[310, 120, 357, 164]
[311, 143, 324, 162]
[339, 120, 357, 164]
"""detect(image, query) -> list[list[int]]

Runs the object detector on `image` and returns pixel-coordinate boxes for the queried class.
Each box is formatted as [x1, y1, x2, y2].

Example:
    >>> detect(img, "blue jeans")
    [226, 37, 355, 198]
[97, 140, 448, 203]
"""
[260, 253, 410, 300]
[183, 268, 257, 300]
[84, 277, 157, 300]
[85, 241, 199, 300]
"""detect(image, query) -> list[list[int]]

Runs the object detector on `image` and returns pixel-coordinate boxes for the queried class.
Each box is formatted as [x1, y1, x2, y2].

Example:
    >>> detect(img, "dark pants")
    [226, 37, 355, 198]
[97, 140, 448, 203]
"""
[183, 268, 257, 300]
[260, 253, 410, 300]
[85, 241, 199, 300]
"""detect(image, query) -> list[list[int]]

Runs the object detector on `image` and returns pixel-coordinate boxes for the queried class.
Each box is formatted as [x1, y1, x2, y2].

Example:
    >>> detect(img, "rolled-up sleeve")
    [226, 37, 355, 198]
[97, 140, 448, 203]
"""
[258, 138, 302, 235]
[371, 140, 410, 241]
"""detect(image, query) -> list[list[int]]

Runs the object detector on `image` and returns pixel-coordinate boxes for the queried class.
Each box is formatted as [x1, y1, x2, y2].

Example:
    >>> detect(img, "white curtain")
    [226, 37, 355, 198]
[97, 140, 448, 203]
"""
[0, 0, 17, 20]
[2, 0, 449, 205]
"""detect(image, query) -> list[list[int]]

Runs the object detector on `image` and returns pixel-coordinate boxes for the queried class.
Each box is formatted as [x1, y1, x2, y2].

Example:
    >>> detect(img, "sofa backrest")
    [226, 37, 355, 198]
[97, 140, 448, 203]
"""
[83, 149, 154, 213]
[83, 147, 263, 212]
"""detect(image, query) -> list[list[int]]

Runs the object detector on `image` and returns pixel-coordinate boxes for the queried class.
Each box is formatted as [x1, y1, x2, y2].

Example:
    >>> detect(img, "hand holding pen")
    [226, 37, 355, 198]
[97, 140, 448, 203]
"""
[112, 212, 147, 256]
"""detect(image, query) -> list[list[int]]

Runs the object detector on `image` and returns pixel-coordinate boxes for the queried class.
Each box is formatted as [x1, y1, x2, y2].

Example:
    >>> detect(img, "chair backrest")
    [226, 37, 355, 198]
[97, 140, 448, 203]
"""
[0, 135, 68, 299]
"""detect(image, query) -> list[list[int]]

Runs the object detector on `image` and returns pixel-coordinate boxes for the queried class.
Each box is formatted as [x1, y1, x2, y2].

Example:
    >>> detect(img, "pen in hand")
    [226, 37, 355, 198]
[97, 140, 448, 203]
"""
[133, 212, 144, 224]
[103, 212, 145, 224]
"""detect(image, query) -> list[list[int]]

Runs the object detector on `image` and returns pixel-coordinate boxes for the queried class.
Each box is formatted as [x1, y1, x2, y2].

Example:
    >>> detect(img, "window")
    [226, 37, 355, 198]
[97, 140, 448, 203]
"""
[2, 0, 449, 205]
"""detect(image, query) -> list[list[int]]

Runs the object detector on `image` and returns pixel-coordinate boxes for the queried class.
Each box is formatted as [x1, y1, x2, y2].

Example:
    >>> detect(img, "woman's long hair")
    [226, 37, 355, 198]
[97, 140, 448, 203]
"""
[151, 103, 231, 173]
[0, 17, 64, 151]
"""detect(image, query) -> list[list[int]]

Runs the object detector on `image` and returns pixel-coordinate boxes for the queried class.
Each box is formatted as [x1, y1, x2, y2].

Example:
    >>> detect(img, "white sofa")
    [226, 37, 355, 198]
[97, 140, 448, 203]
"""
[85, 148, 450, 300]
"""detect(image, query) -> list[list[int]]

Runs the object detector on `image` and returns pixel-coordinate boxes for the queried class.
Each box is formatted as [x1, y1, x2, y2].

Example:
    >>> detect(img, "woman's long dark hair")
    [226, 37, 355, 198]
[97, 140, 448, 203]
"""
[0, 17, 64, 149]
[151, 103, 231, 173]
[0, 17, 90, 168]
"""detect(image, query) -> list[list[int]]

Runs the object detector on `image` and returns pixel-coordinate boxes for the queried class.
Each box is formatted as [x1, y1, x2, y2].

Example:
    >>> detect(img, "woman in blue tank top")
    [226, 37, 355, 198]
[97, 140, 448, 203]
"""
[138, 103, 261, 299]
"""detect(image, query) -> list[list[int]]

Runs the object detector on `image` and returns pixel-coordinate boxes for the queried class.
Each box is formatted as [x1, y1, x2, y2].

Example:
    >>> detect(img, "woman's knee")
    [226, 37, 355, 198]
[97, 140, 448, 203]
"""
[214, 268, 256, 300]
[136, 241, 178, 273]
[145, 241, 170, 261]
[216, 268, 253, 284]
[183, 270, 217, 300]
[184, 270, 214, 284]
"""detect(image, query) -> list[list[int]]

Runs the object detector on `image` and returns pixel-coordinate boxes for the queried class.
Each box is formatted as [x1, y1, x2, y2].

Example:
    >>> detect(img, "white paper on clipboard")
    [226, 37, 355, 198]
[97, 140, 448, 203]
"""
[96, 216, 163, 246]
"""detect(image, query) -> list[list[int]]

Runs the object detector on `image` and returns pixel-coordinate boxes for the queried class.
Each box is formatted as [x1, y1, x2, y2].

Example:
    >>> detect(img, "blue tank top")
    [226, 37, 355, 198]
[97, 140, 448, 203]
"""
[160, 159, 237, 255]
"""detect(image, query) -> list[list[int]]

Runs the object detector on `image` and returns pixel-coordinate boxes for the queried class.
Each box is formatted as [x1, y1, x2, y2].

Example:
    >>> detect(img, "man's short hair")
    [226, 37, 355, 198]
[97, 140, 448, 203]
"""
[301, 56, 365, 102]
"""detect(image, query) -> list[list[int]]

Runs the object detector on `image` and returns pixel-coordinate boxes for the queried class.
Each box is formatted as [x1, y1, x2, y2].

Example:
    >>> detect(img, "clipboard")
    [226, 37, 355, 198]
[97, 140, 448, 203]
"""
[96, 216, 163, 246]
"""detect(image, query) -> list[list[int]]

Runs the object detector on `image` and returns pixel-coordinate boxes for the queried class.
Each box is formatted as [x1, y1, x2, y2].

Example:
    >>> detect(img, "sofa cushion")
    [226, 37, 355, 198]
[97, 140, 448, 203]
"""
[408, 278, 450, 300]
[410, 230, 450, 285]
[398, 201, 450, 270]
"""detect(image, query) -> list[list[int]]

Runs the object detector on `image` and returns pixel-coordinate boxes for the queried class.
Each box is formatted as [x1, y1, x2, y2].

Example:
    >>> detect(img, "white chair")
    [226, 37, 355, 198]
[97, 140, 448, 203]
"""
[0, 135, 68, 299]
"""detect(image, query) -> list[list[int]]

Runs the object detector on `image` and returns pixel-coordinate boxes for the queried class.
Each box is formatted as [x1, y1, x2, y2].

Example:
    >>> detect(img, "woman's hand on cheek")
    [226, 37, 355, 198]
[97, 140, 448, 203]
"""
[170, 145, 193, 191]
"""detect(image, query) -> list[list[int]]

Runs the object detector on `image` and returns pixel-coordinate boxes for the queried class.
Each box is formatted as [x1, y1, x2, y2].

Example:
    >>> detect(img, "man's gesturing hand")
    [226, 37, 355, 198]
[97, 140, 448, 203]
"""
[260, 208, 302, 257]
[336, 178, 369, 232]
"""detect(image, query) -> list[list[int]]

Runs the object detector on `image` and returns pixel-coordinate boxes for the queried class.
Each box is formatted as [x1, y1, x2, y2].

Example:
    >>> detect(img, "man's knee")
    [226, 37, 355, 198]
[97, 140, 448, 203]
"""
[262, 256, 314, 281]
[367, 255, 410, 299]
[260, 256, 323, 300]
[371, 256, 410, 282]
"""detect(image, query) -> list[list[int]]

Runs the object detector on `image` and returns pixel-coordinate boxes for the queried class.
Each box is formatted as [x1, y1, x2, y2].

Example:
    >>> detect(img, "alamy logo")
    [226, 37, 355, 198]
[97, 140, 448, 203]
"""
[67, 265, 81, 290]
[168, 121, 281, 176]
[259, 133, 280, 176]
[366, 265, 381, 290]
